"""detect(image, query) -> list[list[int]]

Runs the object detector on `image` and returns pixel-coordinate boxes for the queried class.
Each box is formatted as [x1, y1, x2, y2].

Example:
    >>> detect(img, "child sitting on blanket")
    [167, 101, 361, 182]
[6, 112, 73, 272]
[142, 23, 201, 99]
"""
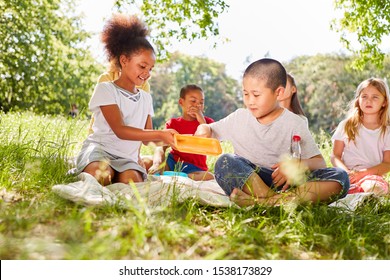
[75, 14, 177, 186]
[150, 84, 215, 181]
[195, 58, 350, 207]
[89, 58, 154, 173]
[331, 78, 390, 195]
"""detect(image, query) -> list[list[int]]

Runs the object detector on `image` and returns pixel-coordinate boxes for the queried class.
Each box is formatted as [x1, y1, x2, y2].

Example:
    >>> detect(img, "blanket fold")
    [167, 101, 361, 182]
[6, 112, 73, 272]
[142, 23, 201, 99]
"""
[53, 173, 379, 211]
[52, 172, 232, 208]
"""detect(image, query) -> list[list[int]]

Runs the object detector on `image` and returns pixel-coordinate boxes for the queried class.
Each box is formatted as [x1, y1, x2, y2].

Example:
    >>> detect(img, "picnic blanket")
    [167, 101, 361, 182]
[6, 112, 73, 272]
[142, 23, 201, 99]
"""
[52, 172, 232, 208]
[53, 172, 380, 211]
[328, 192, 376, 211]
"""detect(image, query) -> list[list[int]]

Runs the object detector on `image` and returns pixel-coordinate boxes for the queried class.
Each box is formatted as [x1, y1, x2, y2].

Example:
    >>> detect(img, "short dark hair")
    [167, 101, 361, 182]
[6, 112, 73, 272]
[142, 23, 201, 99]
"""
[180, 84, 203, 98]
[243, 58, 287, 91]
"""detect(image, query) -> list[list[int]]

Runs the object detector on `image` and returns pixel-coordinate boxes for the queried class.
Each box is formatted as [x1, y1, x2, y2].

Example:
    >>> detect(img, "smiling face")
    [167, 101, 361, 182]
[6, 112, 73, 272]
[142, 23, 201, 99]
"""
[358, 84, 386, 116]
[119, 48, 155, 91]
[242, 76, 283, 121]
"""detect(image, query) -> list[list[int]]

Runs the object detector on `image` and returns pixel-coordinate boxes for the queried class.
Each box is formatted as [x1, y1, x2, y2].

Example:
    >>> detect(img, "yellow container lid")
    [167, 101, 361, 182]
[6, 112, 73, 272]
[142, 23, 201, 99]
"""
[174, 134, 222, 156]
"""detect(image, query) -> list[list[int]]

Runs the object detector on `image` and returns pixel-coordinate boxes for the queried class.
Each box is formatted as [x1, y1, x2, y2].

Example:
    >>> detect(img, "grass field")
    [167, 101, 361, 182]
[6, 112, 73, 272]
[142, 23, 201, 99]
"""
[0, 111, 389, 260]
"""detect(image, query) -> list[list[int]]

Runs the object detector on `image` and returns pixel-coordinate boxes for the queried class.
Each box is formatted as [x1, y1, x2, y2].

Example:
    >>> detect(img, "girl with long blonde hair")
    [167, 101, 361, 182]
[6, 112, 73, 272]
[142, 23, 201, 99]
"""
[331, 78, 390, 195]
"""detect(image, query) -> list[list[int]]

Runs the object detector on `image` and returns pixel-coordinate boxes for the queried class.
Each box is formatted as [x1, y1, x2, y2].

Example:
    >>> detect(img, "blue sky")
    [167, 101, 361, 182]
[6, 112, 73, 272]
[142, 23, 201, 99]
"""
[78, 0, 350, 79]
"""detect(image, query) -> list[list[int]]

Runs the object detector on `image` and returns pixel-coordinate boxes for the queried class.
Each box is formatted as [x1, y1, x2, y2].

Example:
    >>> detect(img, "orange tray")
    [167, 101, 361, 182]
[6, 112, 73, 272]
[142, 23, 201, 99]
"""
[174, 134, 222, 156]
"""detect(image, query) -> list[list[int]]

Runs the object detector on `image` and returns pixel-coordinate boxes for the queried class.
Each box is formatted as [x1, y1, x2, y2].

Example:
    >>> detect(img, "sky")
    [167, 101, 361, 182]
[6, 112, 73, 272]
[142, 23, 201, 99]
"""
[77, 0, 349, 80]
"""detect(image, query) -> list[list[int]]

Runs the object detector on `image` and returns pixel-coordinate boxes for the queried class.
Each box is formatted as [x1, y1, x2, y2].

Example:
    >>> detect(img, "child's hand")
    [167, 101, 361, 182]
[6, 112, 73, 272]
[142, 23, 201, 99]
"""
[138, 156, 146, 169]
[348, 169, 367, 183]
[277, 157, 309, 191]
[188, 104, 202, 114]
[188, 105, 204, 119]
[161, 129, 178, 149]
[271, 163, 288, 189]
[194, 124, 211, 138]
[148, 162, 164, 174]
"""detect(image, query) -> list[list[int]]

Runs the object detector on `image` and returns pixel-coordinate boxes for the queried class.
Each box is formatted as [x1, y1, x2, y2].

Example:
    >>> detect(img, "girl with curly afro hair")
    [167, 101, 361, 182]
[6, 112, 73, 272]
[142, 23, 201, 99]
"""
[76, 14, 177, 185]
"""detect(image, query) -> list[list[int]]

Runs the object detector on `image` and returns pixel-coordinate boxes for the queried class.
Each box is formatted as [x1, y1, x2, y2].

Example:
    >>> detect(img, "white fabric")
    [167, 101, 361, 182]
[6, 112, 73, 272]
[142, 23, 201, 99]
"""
[52, 173, 232, 208]
[331, 120, 390, 170]
[209, 108, 320, 168]
[329, 192, 375, 211]
[53, 173, 377, 211]
[87, 82, 154, 160]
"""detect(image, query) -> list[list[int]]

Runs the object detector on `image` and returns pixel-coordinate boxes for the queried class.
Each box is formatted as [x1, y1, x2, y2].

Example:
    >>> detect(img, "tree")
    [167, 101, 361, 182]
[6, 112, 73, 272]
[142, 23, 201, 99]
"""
[113, 0, 390, 71]
[0, 0, 102, 114]
[113, 0, 229, 58]
[149, 52, 240, 129]
[332, 0, 390, 70]
[285, 54, 390, 133]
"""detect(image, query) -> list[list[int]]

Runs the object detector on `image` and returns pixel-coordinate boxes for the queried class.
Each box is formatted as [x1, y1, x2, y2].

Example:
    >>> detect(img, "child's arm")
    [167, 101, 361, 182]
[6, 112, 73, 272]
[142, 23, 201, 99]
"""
[273, 154, 326, 191]
[189, 106, 207, 124]
[148, 146, 169, 174]
[302, 154, 327, 170]
[101, 104, 177, 147]
[142, 115, 153, 146]
[194, 124, 212, 138]
[349, 150, 390, 183]
[366, 150, 390, 175]
[330, 140, 350, 172]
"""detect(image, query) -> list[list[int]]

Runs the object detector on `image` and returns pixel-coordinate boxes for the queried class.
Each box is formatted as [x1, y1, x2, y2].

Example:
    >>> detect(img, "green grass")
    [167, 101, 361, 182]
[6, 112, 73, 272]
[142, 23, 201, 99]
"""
[0, 111, 389, 260]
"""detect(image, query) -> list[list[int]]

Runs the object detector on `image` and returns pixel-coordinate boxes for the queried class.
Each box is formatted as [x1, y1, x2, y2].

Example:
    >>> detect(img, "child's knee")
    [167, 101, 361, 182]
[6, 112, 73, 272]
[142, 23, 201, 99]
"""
[215, 153, 236, 172]
[315, 167, 350, 198]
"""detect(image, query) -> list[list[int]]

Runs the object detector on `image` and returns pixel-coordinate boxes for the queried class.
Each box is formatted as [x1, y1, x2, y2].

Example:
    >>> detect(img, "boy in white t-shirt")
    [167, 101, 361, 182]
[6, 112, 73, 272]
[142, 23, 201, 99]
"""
[195, 58, 349, 207]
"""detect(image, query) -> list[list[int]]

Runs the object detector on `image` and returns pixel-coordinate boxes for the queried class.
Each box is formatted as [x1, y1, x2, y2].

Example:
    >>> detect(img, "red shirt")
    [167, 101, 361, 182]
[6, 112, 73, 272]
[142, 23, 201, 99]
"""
[166, 116, 214, 171]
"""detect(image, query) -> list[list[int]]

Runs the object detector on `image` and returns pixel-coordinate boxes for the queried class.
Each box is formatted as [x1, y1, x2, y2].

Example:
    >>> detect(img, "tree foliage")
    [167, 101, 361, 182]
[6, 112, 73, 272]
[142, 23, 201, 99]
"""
[3, 0, 390, 133]
[113, 0, 229, 58]
[285, 54, 390, 133]
[0, 0, 102, 114]
[112, 0, 390, 70]
[332, 0, 390, 69]
[150, 52, 240, 129]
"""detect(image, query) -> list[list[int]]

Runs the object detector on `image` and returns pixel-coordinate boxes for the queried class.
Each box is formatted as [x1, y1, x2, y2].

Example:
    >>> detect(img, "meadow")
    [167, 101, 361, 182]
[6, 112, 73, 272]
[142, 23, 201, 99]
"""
[0, 111, 389, 260]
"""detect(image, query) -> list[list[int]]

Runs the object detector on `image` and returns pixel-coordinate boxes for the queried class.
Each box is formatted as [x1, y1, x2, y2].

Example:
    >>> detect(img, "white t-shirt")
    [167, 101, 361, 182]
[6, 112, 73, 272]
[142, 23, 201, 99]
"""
[331, 120, 390, 170]
[86, 82, 154, 160]
[210, 108, 320, 169]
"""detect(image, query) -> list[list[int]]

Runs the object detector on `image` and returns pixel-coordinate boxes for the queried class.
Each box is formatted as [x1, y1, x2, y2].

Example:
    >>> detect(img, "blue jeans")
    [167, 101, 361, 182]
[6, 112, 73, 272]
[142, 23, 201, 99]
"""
[166, 153, 204, 174]
[214, 153, 350, 200]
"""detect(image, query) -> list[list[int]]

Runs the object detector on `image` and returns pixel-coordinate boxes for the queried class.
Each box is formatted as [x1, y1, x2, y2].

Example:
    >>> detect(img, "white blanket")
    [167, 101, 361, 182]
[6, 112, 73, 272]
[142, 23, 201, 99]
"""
[52, 172, 232, 208]
[53, 173, 378, 211]
[328, 192, 375, 211]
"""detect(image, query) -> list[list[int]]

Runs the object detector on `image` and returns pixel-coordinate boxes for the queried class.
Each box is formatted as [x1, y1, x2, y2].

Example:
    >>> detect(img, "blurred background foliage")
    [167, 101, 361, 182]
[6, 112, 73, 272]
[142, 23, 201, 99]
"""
[1, 0, 389, 134]
[1, 0, 103, 115]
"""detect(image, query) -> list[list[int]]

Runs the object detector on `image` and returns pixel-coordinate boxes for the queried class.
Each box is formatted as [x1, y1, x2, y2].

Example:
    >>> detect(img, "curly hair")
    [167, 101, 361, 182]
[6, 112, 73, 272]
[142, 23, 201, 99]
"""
[101, 14, 154, 67]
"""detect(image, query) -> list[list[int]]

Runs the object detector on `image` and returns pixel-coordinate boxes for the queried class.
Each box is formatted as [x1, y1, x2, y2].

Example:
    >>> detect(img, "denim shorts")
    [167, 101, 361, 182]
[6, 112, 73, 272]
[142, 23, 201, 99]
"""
[166, 153, 204, 174]
[214, 153, 350, 200]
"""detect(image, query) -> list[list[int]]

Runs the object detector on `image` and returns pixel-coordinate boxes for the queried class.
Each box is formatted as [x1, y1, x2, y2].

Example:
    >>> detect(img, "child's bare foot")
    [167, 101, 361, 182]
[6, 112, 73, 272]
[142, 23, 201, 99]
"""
[230, 188, 258, 207]
[230, 188, 298, 207]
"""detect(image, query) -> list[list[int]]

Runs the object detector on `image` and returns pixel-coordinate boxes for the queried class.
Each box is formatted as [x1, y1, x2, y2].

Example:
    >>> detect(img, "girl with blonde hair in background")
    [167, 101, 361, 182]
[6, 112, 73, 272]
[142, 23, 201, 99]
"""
[331, 78, 390, 195]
